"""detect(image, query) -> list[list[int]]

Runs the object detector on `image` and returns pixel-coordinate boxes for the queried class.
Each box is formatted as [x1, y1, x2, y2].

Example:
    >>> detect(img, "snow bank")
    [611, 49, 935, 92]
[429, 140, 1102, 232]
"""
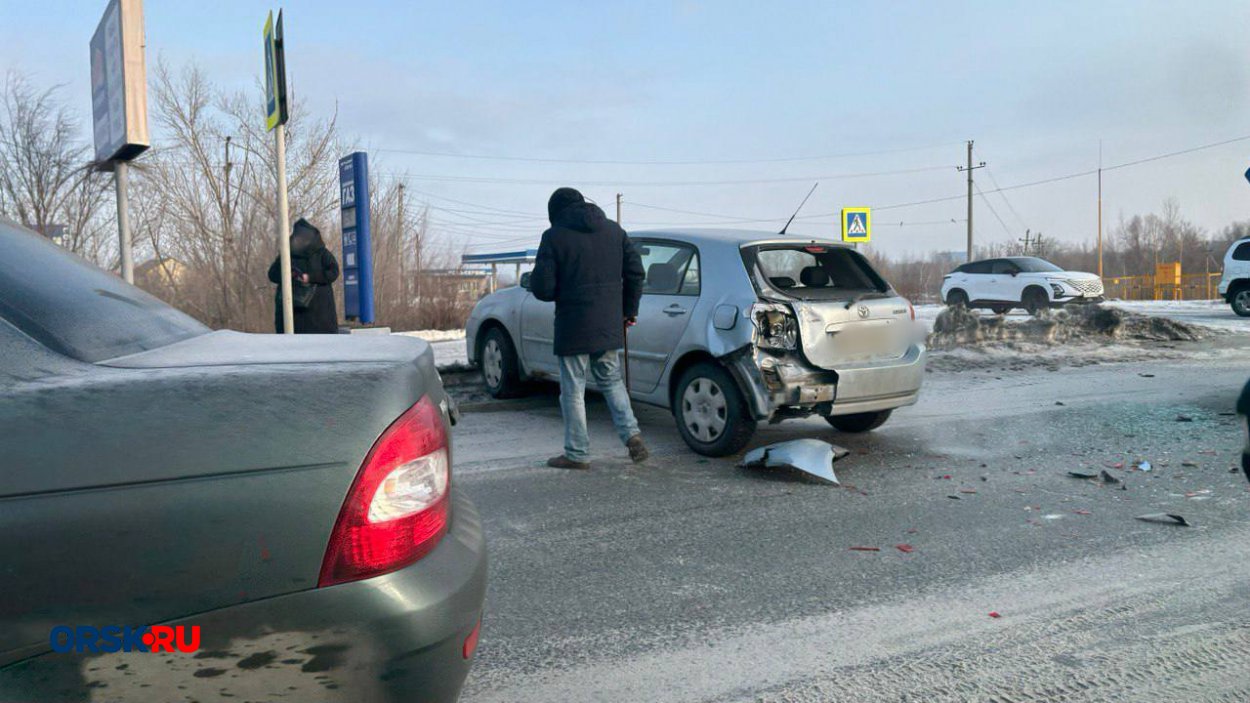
[928, 304, 1204, 350]
[395, 329, 466, 342]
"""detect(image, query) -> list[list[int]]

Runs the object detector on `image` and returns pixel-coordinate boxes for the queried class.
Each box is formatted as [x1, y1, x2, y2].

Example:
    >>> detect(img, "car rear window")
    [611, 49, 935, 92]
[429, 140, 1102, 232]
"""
[0, 222, 208, 363]
[742, 244, 889, 300]
[1233, 242, 1250, 262]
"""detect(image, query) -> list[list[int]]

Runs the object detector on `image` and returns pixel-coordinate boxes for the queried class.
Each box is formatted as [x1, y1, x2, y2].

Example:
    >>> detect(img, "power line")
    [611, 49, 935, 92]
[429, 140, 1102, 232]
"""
[372, 140, 961, 166]
[975, 149, 1029, 231]
[974, 182, 1014, 238]
[369, 164, 954, 188]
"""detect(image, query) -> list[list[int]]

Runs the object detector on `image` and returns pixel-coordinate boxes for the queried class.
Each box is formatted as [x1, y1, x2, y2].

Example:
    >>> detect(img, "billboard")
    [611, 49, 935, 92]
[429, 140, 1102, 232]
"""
[339, 153, 374, 322]
[90, 0, 149, 163]
[263, 10, 289, 132]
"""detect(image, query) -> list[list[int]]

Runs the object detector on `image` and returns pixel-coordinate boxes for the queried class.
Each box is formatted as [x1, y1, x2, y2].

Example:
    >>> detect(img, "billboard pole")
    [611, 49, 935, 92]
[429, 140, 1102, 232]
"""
[275, 123, 293, 334]
[114, 160, 133, 283]
[90, 0, 148, 282]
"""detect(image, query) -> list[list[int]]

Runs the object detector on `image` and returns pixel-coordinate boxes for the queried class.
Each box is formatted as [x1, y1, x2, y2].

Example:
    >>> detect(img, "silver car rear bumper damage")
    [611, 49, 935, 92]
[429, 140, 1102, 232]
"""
[721, 342, 926, 421]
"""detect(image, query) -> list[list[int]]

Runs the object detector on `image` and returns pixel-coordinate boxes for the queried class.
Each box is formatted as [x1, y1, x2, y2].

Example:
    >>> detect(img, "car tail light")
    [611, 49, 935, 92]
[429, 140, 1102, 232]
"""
[907, 300, 916, 321]
[318, 396, 450, 587]
[463, 617, 482, 659]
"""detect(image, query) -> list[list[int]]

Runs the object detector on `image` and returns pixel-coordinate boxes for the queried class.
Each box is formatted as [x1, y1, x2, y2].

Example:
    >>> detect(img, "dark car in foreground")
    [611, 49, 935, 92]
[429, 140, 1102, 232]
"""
[0, 221, 486, 702]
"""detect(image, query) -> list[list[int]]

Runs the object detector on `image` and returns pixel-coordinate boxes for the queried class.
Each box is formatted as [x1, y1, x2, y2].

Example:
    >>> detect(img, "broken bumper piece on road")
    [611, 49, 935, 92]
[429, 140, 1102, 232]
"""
[741, 439, 849, 485]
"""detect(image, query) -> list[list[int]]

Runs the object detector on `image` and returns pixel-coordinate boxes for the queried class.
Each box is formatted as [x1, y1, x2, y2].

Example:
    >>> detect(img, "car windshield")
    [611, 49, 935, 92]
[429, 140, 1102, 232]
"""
[744, 244, 890, 301]
[0, 222, 208, 363]
[1007, 257, 1064, 273]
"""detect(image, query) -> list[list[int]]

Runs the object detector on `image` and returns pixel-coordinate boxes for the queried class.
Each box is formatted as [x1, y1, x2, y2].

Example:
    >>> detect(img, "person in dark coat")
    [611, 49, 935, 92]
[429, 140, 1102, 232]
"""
[267, 218, 340, 334]
[530, 187, 648, 469]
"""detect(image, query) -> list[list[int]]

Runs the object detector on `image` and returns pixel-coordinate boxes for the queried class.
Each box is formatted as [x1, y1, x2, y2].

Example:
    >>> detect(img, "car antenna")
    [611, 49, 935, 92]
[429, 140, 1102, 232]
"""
[779, 182, 819, 235]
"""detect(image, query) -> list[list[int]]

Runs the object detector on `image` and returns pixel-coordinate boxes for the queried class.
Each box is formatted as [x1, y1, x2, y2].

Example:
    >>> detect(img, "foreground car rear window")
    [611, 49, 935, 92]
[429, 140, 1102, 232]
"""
[0, 222, 208, 363]
[743, 244, 890, 301]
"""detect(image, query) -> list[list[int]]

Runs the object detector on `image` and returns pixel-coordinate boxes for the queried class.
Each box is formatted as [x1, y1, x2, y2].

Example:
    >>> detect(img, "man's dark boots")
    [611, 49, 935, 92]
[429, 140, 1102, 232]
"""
[626, 435, 649, 464]
[547, 455, 590, 470]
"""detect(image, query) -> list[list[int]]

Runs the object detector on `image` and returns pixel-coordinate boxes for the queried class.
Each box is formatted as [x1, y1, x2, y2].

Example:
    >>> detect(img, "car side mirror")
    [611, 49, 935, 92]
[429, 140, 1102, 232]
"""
[1009, 270, 1019, 277]
[519, 271, 532, 290]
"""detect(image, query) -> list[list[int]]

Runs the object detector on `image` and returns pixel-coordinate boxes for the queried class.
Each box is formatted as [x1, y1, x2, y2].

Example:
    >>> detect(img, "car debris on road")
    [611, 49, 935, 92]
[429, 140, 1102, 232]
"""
[740, 438, 848, 485]
[1136, 513, 1190, 527]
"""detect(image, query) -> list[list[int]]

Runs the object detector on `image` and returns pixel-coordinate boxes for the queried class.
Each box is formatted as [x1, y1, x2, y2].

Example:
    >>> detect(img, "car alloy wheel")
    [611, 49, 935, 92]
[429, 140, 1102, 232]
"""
[1233, 289, 1250, 317]
[482, 338, 504, 389]
[682, 377, 727, 442]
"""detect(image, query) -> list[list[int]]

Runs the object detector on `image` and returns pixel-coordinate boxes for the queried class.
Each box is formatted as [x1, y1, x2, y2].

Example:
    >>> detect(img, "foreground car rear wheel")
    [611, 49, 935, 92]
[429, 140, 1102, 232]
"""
[674, 362, 756, 457]
[1232, 287, 1250, 317]
[825, 409, 892, 433]
[480, 327, 522, 398]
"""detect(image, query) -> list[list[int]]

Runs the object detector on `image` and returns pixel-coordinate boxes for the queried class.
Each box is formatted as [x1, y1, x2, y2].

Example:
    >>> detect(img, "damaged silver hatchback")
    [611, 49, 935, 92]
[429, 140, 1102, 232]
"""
[465, 229, 927, 456]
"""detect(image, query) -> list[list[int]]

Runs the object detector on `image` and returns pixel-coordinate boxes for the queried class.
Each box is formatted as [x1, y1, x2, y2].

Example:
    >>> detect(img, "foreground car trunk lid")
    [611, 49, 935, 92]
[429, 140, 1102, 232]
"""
[793, 297, 914, 370]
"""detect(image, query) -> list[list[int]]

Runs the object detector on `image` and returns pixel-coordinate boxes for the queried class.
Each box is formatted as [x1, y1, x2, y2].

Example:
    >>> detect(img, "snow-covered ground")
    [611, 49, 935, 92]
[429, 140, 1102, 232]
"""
[395, 329, 466, 342]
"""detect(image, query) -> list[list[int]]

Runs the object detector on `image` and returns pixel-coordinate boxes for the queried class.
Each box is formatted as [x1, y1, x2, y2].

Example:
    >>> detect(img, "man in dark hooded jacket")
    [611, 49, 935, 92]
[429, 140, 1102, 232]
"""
[267, 218, 340, 334]
[530, 187, 648, 469]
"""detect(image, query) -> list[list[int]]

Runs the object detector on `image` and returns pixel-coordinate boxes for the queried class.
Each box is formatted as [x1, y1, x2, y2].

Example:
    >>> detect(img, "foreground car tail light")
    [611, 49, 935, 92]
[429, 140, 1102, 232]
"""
[319, 396, 450, 587]
[463, 617, 482, 659]
[907, 300, 916, 321]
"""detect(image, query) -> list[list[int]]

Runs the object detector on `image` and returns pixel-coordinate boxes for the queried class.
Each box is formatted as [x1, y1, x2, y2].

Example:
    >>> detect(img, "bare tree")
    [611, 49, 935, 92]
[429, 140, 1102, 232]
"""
[0, 70, 113, 264]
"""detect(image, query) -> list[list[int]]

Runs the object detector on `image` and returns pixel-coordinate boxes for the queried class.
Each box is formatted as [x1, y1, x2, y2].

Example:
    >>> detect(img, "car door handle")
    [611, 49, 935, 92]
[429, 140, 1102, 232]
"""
[663, 304, 688, 317]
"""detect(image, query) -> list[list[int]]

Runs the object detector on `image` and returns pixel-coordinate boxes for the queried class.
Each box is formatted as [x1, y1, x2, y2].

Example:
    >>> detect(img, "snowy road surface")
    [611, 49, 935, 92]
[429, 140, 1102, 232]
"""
[452, 334, 1250, 702]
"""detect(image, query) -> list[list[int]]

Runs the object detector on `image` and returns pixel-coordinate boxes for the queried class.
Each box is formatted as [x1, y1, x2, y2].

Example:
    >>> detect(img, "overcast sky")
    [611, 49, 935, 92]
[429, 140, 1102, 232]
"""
[3, 0, 1248, 257]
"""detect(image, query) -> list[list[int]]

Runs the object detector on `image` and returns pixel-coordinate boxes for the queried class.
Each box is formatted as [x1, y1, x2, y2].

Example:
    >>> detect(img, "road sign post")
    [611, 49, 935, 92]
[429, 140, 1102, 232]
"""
[841, 207, 872, 245]
[339, 152, 374, 323]
[90, 0, 149, 283]
[264, 10, 293, 333]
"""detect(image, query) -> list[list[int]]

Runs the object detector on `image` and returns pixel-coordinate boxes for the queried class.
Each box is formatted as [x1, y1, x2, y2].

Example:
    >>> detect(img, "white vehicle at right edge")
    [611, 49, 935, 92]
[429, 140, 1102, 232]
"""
[1218, 237, 1250, 317]
[940, 256, 1104, 316]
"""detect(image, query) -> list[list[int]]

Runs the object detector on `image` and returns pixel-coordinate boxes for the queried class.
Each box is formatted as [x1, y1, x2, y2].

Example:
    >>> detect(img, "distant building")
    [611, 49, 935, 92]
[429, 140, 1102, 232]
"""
[135, 257, 188, 289]
[934, 251, 967, 266]
[25, 223, 67, 247]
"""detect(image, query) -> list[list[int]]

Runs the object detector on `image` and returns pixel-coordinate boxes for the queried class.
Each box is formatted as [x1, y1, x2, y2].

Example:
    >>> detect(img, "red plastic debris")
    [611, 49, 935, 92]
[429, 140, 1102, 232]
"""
[988, 611, 1001, 618]
[848, 546, 881, 552]
[1072, 509, 1091, 515]
[895, 544, 915, 553]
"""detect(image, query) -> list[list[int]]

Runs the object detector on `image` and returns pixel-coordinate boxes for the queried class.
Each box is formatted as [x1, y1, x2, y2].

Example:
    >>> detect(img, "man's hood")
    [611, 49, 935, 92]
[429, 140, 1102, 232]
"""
[290, 218, 324, 255]
[552, 201, 609, 233]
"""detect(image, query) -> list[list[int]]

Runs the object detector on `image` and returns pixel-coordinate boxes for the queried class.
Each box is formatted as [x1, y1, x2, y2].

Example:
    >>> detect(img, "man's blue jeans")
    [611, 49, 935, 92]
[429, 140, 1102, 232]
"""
[558, 350, 641, 463]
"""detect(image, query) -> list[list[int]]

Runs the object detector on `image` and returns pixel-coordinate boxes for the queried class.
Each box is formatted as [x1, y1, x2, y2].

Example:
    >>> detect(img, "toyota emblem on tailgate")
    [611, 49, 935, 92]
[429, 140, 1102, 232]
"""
[857, 304, 870, 319]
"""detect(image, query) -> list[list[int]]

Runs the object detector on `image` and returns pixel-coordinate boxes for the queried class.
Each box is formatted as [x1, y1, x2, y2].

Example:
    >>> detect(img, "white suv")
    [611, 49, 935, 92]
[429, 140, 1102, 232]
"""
[941, 256, 1104, 315]
[1218, 237, 1250, 317]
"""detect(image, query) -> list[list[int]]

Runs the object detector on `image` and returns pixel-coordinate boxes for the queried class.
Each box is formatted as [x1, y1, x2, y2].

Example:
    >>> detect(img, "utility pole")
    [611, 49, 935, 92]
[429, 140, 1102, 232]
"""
[1097, 139, 1103, 279]
[1020, 229, 1032, 255]
[223, 136, 233, 320]
[398, 182, 408, 301]
[616, 193, 622, 225]
[956, 140, 986, 262]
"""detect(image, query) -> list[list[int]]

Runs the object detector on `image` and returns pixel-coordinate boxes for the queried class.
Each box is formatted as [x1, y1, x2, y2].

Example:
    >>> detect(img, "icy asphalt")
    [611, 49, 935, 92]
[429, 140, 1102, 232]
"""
[451, 333, 1250, 702]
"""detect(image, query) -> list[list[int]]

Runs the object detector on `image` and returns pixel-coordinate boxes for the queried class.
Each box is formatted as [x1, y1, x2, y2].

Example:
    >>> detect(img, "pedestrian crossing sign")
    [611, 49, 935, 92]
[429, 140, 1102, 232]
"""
[841, 207, 871, 243]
